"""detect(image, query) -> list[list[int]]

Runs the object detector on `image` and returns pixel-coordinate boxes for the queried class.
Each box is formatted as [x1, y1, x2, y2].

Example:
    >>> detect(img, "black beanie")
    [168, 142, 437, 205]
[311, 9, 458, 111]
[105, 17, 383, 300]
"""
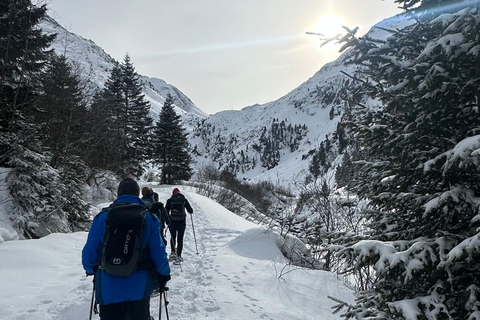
[117, 178, 140, 196]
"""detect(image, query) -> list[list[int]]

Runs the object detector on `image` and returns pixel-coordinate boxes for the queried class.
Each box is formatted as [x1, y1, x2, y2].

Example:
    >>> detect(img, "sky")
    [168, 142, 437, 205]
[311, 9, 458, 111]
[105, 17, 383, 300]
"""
[45, 0, 401, 115]
[0, 185, 355, 320]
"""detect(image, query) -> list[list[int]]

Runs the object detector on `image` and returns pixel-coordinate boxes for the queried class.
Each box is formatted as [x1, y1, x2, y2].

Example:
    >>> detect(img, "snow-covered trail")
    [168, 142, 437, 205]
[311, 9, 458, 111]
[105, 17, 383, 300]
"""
[0, 186, 354, 320]
[152, 186, 265, 319]
[152, 186, 353, 320]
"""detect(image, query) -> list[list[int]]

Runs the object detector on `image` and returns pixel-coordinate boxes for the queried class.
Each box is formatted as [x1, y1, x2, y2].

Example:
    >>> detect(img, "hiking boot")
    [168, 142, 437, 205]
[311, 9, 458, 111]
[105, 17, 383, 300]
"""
[169, 253, 177, 261]
[177, 256, 183, 262]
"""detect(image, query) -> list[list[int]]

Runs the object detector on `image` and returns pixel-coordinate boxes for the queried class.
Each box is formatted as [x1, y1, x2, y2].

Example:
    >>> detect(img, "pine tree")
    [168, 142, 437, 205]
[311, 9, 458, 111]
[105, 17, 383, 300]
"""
[86, 62, 126, 172]
[0, 1, 74, 238]
[152, 94, 193, 184]
[7, 138, 69, 238]
[35, 55, 87, 166]
[333, 2, 480, 318]
[0, 0, 55, 163]
[34, 54, 90, 228]
[87, 55, 153, 177]
[84, 90, 120, 171]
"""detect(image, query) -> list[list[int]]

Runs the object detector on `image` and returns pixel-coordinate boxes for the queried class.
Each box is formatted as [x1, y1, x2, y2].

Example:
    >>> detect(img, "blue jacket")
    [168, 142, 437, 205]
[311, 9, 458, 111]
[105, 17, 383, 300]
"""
[82, 195, 170, 305]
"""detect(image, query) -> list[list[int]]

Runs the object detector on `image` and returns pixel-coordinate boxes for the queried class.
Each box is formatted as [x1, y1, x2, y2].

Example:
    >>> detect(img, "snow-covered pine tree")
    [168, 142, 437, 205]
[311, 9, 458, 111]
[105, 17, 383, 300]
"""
[333, 1, 480, 318]
[152, 94, 193, 184]
[7, 137, 70, 238]
[0, 0, 75, 238]
[0, 0, 55, 164]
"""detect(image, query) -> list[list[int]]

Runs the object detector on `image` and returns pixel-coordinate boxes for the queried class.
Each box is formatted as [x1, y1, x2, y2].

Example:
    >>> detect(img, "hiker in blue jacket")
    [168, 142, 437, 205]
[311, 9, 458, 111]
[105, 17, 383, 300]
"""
[82, 178, 171, 320]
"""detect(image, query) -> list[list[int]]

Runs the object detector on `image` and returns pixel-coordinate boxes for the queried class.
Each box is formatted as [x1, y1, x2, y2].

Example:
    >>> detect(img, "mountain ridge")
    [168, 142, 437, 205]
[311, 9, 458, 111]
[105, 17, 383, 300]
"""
[188, 14, 410, 186]
[41, 16, 208, 124]
[42, 13, 406, 186]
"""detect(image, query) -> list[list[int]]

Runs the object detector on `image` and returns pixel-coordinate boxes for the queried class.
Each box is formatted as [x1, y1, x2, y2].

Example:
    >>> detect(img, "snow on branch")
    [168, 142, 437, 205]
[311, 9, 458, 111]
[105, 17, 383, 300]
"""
[351, 238, 440, 282]
[442, 232, 480, 265]
[443, 135, 480, 172]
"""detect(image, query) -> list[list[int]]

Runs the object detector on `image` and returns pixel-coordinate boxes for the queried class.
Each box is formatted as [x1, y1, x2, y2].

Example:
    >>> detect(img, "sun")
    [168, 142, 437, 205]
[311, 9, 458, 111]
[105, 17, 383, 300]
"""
[314, 14, 345, 39]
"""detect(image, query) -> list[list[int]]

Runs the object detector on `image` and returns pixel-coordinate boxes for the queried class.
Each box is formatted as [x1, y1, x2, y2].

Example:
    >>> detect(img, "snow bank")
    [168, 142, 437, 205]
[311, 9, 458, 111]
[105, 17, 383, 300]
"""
[227, 227, 286, 261]
[0, 168, 19, 243]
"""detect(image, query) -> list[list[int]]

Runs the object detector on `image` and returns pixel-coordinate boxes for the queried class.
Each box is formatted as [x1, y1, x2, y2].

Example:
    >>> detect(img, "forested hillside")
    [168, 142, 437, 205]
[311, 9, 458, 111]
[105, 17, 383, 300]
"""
[0, 2, 203, 239]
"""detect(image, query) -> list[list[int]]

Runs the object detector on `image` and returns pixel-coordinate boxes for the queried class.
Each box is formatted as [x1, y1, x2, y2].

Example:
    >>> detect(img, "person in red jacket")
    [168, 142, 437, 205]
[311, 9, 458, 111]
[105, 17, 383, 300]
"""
[165, 188, 193, 262]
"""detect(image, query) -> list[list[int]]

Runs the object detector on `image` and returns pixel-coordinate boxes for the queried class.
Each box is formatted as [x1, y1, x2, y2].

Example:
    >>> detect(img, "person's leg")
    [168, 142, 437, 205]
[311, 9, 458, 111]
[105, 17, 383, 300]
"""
[161, 223, 168, 245]
[161, 232, 168, 246]
[176, 220, 187, 257]
[169, 222, 178, 254]
[125, 298, 150, 320]
[99, 301, 127, 320]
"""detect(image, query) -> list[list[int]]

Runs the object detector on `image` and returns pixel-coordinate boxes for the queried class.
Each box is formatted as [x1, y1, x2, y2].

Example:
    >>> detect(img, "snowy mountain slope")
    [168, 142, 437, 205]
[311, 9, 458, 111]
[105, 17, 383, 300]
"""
[188, 42, 358, 187]
[40, 16, 208, 125]
[189, 14, 410, 186]
[40, 14, 410, 187]
[0, 186, 355, 320]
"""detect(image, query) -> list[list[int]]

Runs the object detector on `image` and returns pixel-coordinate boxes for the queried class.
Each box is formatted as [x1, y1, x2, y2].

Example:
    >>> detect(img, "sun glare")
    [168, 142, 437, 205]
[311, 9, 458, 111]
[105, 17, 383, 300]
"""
[314, 14, 345, 39]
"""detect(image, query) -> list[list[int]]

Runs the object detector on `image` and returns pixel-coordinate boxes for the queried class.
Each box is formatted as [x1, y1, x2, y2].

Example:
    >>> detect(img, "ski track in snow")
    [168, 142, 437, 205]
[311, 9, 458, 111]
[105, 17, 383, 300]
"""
[152, 187, 273, 320]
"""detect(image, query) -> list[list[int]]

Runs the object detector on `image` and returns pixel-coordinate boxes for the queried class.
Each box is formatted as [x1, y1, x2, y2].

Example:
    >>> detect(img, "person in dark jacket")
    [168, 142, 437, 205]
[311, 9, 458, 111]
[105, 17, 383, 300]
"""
[141, 186, 170, 245]
[165, 187, 193, 262]
[82, 178, 171, 320]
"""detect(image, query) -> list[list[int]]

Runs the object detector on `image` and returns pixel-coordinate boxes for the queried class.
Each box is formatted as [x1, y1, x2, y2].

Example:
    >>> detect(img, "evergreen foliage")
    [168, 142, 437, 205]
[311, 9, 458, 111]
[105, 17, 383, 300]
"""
[192, 118, 307, 175]
[0, 0, 75, 238]
[332, 1, 480, 318]
[0, 0, 55, 164]
[259, 119, 308, 169]
[6, 137, 69, 238]
[84, 85, 123, 172]
[152, 94, 193, 184]
[87, 55, 153, 177]
[34, 54, 90, 229]
[35, 55, 87, 166]
[120, 55, 152, 164]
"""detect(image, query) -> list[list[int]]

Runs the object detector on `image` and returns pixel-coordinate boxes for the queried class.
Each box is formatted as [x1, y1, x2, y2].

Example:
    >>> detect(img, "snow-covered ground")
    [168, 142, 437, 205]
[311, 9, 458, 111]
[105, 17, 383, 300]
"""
[0, 185, 354, 320]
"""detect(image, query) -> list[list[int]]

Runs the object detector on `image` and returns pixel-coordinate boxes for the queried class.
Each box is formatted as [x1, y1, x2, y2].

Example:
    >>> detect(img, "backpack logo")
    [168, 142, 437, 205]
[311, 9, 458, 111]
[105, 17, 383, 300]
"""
[123, 229, 133, 254]
[100, 203, 147, 277]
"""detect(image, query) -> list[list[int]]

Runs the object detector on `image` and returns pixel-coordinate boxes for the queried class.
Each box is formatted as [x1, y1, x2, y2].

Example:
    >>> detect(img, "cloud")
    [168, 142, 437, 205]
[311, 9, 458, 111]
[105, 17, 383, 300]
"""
[136, 35, 302, 58]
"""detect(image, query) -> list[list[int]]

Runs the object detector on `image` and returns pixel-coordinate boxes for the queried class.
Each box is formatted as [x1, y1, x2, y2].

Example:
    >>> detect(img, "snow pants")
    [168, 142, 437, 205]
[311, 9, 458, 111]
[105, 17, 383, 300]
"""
[169, 219, 186, 257]
[99, 297, 150, 320]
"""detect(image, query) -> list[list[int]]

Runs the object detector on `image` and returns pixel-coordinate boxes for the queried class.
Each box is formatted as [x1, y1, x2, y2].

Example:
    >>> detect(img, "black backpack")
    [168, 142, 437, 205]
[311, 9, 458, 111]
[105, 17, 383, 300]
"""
[100, 202, 147, 277]
[170, 194, 186, 221]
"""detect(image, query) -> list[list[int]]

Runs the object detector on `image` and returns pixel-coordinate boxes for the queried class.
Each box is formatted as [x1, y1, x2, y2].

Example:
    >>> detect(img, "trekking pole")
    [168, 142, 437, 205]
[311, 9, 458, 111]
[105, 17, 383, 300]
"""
[88, 276, 95, 320]
[159, 290, 162, 320]
[190, 213, 199, 254]
[163, 288, 170, 320]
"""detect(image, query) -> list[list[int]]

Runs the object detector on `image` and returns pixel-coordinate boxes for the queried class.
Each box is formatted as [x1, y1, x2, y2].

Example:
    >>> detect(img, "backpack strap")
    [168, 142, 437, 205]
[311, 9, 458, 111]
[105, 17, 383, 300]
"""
[137, 211, 160, 271]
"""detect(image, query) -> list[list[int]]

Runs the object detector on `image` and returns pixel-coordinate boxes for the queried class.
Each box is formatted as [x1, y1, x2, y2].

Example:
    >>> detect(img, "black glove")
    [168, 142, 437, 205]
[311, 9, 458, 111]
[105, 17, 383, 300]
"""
[86, 265, 99, 276]
[158, 274, 171, 292]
